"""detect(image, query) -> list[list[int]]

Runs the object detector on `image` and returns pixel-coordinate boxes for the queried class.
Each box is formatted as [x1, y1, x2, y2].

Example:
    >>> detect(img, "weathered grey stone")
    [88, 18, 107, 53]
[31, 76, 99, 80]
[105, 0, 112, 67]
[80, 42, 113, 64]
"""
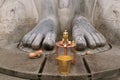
[93, 0, 120, 45]
[0, 0, 119, 51]
[73, 16, 106, 50]
[2, 0, 103, 51]
[0, 73, 27, 80]
[0, 0, 5, 7]
[0, 47, 45, 79]
[41, 54, 89, 80]
[84, 46, 120, 80]
[96, 77, 120, 80]
[17, 18, 57, 51]
[0, 0, 120, 79]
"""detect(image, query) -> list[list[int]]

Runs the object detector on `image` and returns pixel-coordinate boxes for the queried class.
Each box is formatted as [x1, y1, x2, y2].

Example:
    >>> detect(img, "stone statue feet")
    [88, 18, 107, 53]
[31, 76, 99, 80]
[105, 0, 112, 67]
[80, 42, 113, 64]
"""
[73, 16, 106, 50]
[19, 18, 56, 50]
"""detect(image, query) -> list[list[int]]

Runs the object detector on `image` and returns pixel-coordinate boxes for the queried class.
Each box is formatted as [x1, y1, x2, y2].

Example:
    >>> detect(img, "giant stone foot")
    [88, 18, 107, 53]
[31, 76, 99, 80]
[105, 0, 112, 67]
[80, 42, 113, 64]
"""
[73, 16, 106, 51]
[19, 18, 56, 51]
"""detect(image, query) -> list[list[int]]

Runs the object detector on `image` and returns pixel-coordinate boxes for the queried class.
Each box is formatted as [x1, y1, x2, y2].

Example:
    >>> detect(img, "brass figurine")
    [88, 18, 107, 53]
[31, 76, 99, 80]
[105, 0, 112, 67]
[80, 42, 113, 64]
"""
[62, 30, 69, 45]
[56, 30, 77, 74]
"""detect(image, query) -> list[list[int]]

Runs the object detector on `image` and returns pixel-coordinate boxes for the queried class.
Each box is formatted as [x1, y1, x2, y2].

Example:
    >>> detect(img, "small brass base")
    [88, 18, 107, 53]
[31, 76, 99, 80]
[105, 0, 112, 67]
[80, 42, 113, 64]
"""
[56, 55, 73, 74]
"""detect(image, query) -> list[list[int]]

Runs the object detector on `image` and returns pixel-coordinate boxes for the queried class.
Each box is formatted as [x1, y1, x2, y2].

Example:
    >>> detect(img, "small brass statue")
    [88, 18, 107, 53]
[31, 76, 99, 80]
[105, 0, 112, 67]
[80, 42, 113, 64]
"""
[62, 30, 69, 45]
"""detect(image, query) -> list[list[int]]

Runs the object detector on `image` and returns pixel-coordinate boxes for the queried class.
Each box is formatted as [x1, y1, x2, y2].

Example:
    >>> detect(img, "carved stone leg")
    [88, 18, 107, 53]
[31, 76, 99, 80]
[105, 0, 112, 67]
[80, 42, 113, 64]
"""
[20, 0, 58, 50]
[20, 18, 57, 50]
[72, 16, 106, 50]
